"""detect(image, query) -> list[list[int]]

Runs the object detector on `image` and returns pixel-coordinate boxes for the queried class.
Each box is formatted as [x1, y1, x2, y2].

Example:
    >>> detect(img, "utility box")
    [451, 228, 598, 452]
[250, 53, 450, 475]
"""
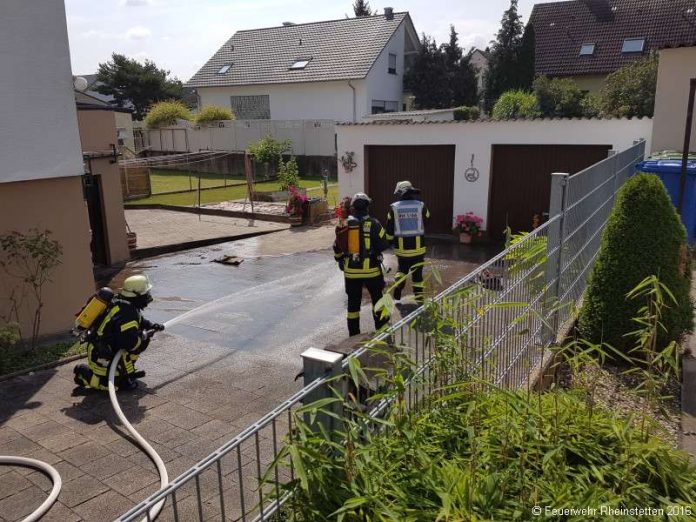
[300, 347, 344, 433]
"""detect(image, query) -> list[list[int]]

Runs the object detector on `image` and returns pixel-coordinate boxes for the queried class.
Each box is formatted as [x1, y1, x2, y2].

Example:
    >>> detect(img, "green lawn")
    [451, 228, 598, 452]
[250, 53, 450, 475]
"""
[126, 178, 338, 207]
[149, 169, 246, 194]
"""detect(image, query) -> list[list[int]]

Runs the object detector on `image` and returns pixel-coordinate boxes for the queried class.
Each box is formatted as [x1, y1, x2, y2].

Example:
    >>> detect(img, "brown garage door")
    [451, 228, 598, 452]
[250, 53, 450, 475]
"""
[366, 145, 455, 234]
[488, 144, 612, 238]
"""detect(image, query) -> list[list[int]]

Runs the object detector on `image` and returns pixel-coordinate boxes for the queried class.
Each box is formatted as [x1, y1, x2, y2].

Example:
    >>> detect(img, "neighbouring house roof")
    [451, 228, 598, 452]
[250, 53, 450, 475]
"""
[529, 0, 696, 77]
[75, 90, 133, 112]
[186, 12, 418, 88]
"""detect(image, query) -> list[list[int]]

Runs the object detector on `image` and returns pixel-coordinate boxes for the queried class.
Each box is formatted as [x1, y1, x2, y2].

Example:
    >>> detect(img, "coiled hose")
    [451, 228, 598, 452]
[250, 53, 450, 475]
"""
[0, 349, 168, 522]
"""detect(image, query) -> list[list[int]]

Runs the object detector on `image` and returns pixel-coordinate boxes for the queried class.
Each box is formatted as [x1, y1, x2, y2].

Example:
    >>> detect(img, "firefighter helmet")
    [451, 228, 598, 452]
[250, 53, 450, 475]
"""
[350, 192, 371, 206]
[121, 275, 153, 298]
[394, 180, 419, 195]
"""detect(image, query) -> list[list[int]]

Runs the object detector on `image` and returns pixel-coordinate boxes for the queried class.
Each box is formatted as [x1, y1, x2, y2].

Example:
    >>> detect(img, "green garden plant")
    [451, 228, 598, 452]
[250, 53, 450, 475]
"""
[533, 75, 585, 118]
[194, 105, 235, 124]
[247, 136, 292, 179]
[278, 157, 300, 191]
[0, 229, 63, 348]
[600, 53, 658, 118]
[453, 105, 480, 121]
[144, 100, 193, 128]
[0, 322, 20, 374]
[579, 173, 692, 351]
[492, 90, 540, 119]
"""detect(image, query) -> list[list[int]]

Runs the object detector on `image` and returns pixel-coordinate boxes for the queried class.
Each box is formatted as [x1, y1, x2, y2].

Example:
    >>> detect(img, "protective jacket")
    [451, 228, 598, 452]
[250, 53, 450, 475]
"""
[77, 298, 153, 390]
[333, 216, 390, 279]
[386, 197, 430, 257]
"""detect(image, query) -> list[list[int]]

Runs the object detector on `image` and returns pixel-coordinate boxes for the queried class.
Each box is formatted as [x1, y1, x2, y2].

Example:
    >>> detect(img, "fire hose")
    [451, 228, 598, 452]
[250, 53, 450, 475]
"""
[0, 340, 168, 522]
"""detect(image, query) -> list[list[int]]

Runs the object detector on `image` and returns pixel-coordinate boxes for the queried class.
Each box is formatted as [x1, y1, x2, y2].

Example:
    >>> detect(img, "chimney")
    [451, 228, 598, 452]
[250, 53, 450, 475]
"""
[580, 0, 613, 21]
[384, 7, 394, 20]
[282, 22, 295, 26]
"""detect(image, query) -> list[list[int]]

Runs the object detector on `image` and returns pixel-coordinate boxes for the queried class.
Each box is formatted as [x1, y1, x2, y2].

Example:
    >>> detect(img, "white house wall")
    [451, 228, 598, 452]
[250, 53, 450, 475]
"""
[0, 0, 84, 183]
[364, 23, 406, 117]
[197, 80, 368, 122]
[337, 118, 653, 229]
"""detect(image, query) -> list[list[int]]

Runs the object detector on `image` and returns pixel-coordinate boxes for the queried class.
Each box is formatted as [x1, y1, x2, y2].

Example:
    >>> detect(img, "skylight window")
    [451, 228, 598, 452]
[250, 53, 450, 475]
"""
[580, 43, 595, 56]
[622, 38, 645, 53]
[217, 64, 232, 74]
[289, 58, 311, 70]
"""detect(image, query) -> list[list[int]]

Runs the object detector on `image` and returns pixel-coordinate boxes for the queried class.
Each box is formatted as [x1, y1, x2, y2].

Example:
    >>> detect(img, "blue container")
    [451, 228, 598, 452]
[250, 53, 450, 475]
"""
[635, 159, 696, 243]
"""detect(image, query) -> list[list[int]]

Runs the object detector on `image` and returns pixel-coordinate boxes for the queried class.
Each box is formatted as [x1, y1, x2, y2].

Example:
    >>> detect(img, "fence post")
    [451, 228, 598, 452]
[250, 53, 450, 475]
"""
[607, 149, 618, 202]
[300, 348, 344, 433]
[547, 172, 569, 340]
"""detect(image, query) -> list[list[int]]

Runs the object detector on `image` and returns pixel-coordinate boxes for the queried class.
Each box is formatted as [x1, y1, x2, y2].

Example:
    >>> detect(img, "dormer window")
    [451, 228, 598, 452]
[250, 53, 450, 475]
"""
[289, 58, 311, 70]
[388, 53, 397, 74]
[579, 43, 595, 56]
[217, 64, 232, 74]
[622, 38, 645, 53]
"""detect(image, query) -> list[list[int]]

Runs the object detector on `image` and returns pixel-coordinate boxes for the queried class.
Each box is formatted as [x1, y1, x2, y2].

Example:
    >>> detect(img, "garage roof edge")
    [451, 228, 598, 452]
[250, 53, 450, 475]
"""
[337, 116, 654, 126]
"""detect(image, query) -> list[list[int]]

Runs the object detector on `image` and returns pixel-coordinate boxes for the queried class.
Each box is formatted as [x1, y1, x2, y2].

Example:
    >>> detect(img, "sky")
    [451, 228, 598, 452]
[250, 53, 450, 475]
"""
[65, 0, 561, 82]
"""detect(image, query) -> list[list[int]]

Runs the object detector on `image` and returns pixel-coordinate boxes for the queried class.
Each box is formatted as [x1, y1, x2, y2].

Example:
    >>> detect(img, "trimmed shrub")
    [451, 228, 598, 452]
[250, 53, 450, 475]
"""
[600, 52, 658, 118]
[492, 90, 540, 119]
[579, 173, 693, 350]
[0, 323, 20, 375]
[533, 75, 585, 117]
[580, 91, 602, 118]
[453, 105, 480, 121]
[194, 105, 235, 124]
[144, 100, 192, 128]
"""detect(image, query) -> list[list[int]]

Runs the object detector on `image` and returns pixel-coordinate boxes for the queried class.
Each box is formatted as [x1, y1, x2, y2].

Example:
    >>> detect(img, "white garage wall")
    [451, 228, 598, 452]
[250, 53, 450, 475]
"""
[337, 118, 653, 229]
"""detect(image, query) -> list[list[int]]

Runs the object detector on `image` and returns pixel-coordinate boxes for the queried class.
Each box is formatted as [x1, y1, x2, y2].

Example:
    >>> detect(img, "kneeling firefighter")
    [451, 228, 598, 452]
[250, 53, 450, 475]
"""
[334, 193, 391, 337]
[386, 181, 430, 303]
[73, 275, 164, 391]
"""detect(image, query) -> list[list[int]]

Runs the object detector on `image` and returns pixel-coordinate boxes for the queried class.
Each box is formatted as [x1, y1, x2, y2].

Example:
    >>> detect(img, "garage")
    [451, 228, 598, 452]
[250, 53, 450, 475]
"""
[487, 144, 612, 237]
[366, 145, 455, 234]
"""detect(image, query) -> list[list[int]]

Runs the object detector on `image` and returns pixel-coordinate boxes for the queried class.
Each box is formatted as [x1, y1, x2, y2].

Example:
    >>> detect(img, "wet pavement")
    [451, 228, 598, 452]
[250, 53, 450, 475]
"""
[0, 226, 497, 521]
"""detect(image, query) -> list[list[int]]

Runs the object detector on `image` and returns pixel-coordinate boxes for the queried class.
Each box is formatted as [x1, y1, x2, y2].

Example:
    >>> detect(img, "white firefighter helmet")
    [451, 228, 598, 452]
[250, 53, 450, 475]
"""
[121, 275, 153, 298]
[394, 180, 420, 195]
[350, 192, 371, 207]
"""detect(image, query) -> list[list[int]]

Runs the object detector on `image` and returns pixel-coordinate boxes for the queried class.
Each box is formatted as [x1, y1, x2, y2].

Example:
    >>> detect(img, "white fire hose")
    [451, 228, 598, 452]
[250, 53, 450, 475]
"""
[0, 346, 168, 522]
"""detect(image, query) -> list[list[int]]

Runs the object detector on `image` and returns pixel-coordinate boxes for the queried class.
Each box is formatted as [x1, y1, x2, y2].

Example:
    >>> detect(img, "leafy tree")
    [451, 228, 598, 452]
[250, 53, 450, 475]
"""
[600, 53, 658, 118]
[144, 100, 192, 128]
[533, 76, 585, 117]
[352, 0, 374, 17]
[96, 53, 184, 120]
[404, 34, 449, 109]
[579, 173, 693, 351]
[492, 90, 539, 119]
[484, 0, 534, 112]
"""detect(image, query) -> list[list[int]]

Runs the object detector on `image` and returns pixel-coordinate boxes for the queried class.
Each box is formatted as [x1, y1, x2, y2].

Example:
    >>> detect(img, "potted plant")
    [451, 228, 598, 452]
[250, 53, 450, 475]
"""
[286, 185, 309, 226]
[454, 212, 484, 244]
[334, 196, 352, 225]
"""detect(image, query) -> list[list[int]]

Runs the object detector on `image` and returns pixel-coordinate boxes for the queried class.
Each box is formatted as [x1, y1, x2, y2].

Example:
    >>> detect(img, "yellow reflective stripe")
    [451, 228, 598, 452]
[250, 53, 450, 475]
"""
[385, 233, 394, 241]
[334, 252, 343, 259]
[398, 238, 404, 252]
[378, 228, 385, 238]
[344, 271, 381, 279]
[344, 266, 381, 275]
[120, 320, 139, 332]
[415, 236, 421, 250]
[425, 208, 431, 218]
[97, 305, 120, 336]
[347, 311, 361, 319]
[395, 247, 427, 257]
[363, 258, 371, 270]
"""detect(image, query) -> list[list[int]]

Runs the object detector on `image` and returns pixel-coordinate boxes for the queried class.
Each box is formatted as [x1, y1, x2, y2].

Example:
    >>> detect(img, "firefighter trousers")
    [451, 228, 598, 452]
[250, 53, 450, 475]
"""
[73, 343, 140, 391]
[345, 275, 389, 336]
[395, 254, 425, 302]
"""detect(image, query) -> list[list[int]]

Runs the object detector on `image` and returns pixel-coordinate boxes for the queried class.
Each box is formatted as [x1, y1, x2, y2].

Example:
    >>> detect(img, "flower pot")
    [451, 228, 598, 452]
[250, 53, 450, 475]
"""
[459, 232, 472, 244]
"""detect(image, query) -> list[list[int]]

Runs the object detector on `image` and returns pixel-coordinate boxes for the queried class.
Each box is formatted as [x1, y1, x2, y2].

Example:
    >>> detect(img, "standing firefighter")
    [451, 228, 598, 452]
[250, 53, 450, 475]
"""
[73, 275, 164, 391]
[334, 193, 391, 336]
[386, 181, 430, 302]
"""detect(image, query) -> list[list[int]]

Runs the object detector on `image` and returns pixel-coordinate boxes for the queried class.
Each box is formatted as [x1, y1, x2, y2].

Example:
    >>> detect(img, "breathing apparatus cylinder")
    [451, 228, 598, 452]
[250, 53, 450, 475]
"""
[346, 216, 360, 255]
[75, 287, 114, 330]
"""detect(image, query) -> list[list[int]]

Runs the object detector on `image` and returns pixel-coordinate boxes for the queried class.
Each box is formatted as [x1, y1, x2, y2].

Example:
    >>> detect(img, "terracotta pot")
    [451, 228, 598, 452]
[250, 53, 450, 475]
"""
[459, 232, 472, 244]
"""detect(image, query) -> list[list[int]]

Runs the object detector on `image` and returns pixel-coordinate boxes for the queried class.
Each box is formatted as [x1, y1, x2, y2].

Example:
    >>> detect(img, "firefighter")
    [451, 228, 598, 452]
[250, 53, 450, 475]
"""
[386, 181, 431, 303]
[334, 193, 391, 336]
[73, 275, 164, 391]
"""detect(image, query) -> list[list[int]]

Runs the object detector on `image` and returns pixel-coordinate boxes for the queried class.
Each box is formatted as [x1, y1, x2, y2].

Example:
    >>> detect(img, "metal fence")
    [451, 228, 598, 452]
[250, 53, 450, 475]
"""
[116, 139, 646, 522]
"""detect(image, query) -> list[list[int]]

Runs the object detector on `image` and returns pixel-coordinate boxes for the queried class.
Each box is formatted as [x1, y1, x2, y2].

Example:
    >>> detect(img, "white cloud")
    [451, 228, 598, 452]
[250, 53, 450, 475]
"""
[125, 26, 152, 40]
[122, 0, 150, 6]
